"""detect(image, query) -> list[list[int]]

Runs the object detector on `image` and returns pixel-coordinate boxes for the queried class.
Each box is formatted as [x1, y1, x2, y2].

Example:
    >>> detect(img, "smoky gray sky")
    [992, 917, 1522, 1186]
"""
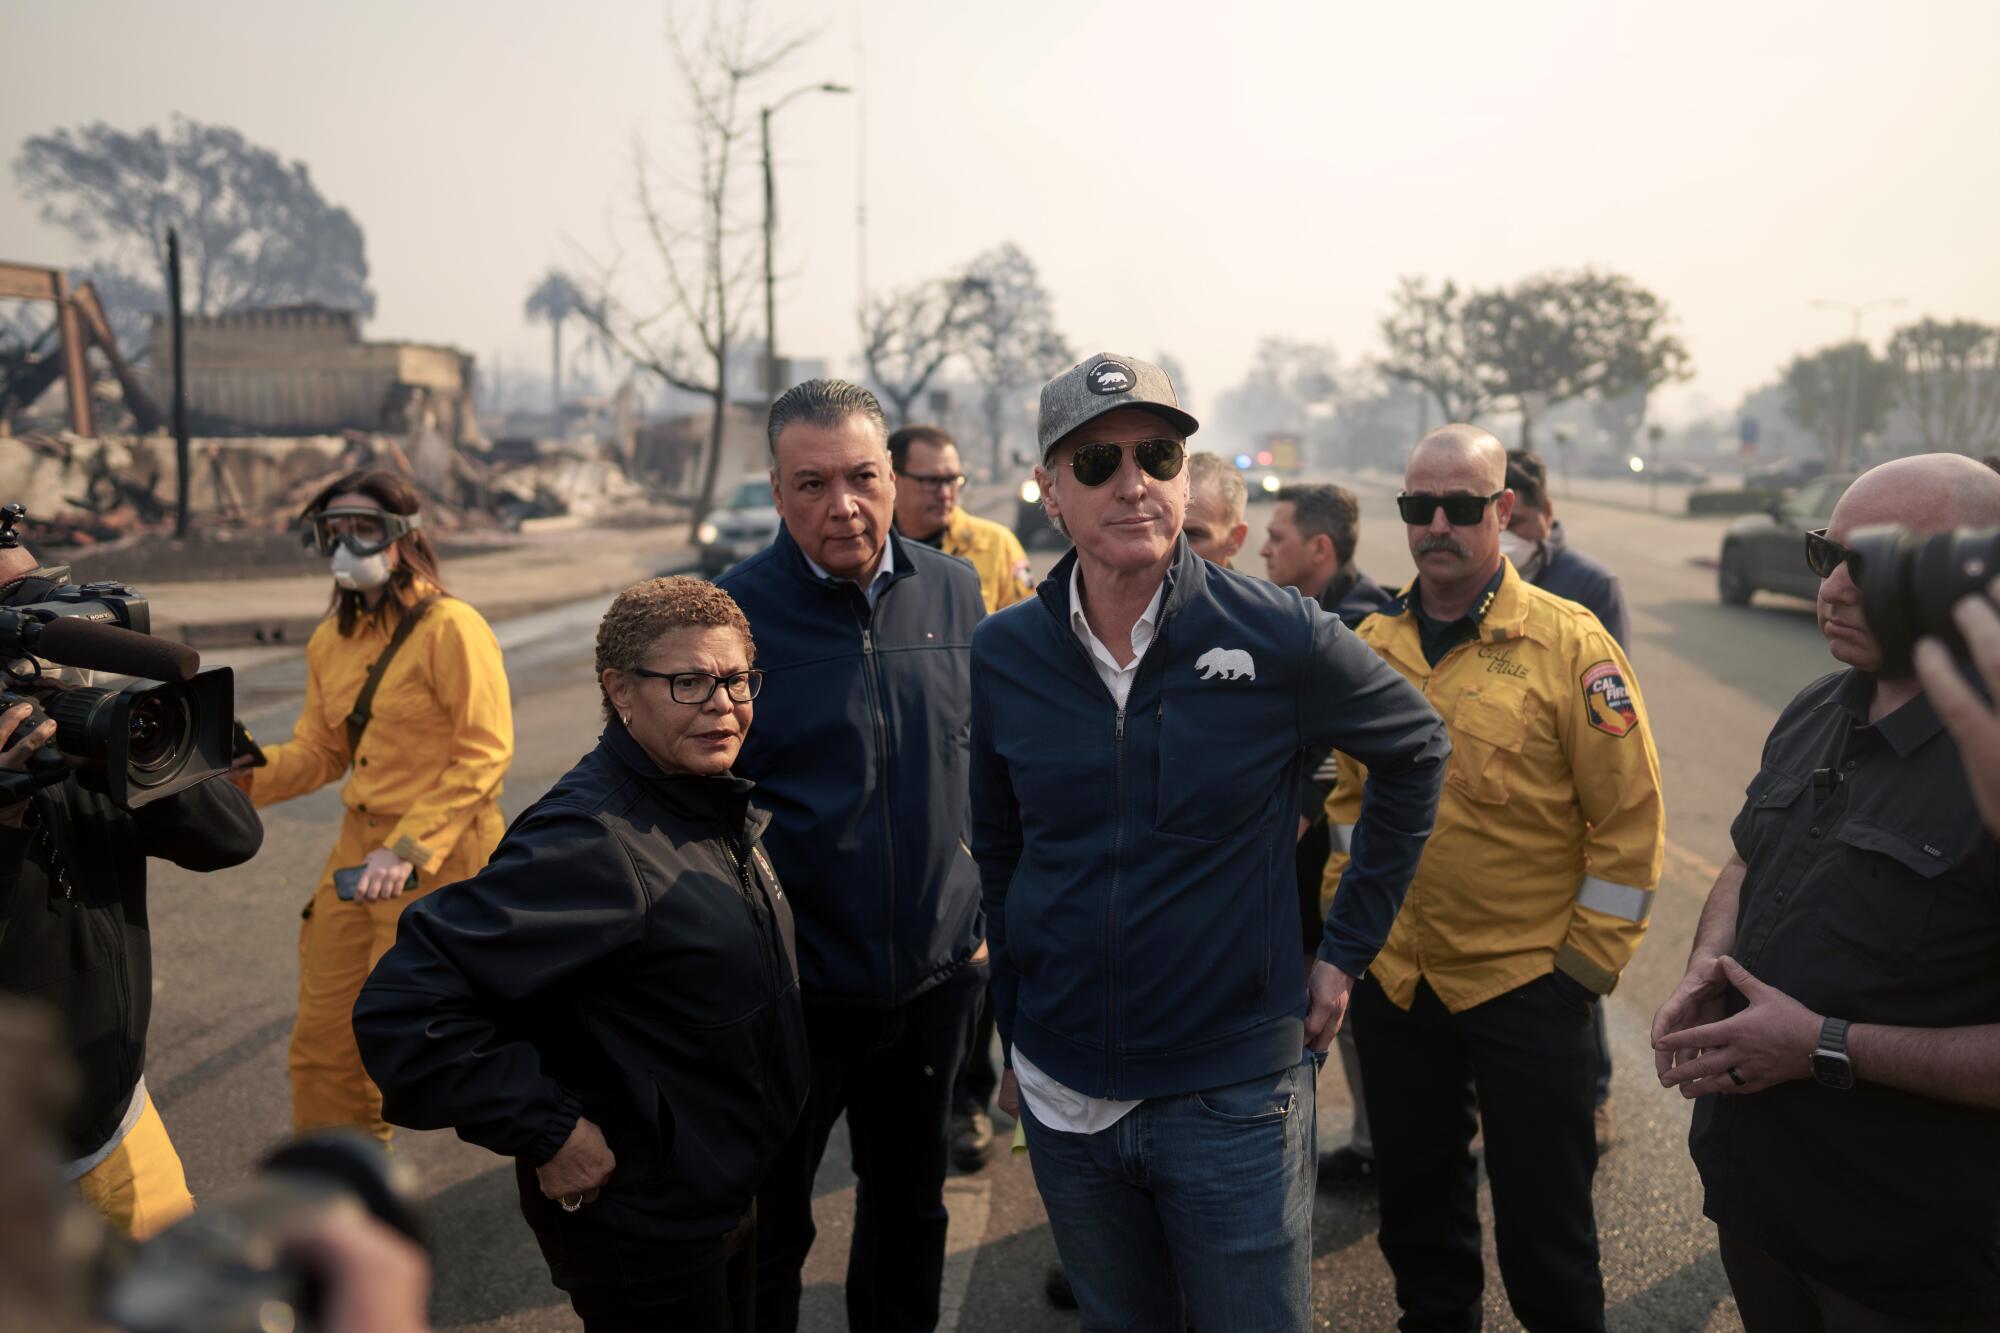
[6, 0, 1997, 428]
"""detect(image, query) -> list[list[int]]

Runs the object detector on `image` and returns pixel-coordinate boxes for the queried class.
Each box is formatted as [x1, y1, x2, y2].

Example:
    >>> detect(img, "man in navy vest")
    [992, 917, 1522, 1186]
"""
[971, 353, 1449, 1329]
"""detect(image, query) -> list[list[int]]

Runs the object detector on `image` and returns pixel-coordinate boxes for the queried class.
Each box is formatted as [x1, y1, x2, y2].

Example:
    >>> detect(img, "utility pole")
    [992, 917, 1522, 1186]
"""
[761, 81, 852, 402]
[167, 228, 191, 540]
[1811, 297, 1904, 472]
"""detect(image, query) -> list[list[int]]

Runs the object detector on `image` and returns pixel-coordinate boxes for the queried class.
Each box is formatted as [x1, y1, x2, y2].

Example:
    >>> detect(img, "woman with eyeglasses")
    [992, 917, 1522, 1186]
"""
[354, 576, 807, 1333]
[232, 470, 514, 1146]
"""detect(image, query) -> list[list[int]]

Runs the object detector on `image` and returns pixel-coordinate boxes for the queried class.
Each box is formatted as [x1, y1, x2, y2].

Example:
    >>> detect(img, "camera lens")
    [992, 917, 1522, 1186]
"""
[1853, 525, 2000, 673]
[125, 689, 193, 781]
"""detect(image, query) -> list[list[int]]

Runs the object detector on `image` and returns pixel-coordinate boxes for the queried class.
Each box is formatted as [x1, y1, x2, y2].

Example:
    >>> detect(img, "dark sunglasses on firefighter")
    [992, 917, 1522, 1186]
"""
[1396, 491, 1506, 526]
[1064, 438, 1187, 488]
[1804, 528, 1859, 580]
[301, 506, 422, 558]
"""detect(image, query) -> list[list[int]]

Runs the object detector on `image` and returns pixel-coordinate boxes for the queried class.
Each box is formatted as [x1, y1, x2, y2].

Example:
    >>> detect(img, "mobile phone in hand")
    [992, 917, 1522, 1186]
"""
[333, 866, 419, 901]
[232, 720, 267, 767]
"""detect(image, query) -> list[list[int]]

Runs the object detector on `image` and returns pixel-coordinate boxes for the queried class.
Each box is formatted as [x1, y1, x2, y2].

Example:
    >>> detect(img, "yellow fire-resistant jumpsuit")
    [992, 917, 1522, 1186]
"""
[941, 509, 1034, 613]
[250, 585, 512, 1141]
[1321, 561, 1665, 1009]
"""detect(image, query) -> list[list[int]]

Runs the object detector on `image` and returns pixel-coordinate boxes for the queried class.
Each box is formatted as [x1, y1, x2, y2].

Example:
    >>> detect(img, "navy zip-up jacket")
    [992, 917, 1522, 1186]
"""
[970, 539, 1449, 1100]
[719, 523, 985, 1009]
[1532, 522, 1629, 647]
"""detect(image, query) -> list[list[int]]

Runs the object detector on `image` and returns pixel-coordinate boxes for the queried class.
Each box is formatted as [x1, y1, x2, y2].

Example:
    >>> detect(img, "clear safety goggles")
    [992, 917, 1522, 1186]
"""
[302, 506, 421, 558]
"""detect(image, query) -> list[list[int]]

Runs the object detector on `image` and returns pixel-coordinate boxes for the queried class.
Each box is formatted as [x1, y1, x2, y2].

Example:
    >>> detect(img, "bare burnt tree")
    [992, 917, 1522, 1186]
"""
[578, 2, 810, 534]
[1378, 276, 1492, 428]
[859, 274, 983, 428]
[961, 243, 1070, 477]
[14, 117, 374, 321]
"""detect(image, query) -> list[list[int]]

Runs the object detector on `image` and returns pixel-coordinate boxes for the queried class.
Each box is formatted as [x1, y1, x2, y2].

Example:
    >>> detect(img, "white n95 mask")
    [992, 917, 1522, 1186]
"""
[330, 545, 393, 592]
[1498, 529, 1544, 579]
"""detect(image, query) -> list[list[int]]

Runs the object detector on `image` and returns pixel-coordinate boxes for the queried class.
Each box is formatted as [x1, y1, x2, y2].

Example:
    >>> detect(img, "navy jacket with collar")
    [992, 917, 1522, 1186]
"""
[718, 523, 985, 1009]
[970, 538, 1449, 1100]
[1532, 522, 1629, 647]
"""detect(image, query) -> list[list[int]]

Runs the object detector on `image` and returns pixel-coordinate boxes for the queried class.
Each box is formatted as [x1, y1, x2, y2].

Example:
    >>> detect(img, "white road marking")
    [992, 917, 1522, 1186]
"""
[936, 1176, 993, 1333]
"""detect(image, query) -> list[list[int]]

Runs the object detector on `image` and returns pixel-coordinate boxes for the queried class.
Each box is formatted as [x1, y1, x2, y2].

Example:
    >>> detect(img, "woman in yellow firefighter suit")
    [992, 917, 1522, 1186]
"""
[234, 470, 513, 1143]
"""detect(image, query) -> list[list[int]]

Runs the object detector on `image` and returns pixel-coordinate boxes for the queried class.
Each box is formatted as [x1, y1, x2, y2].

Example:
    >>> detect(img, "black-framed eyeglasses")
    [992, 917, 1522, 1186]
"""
[627, 668, 764, 705]
[1067, 438, 1186, 488]
[1396, 491, 1505, 526]
[1805, 528, 1856, 579]
[898, 471, 966, 491]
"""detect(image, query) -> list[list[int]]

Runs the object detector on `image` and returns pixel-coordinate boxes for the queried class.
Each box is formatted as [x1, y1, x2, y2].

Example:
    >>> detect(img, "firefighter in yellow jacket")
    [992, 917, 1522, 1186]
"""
[234, 471, 513, 1144]
[890, 424, 1032, 613]
[1320, 426, 1663, 1331]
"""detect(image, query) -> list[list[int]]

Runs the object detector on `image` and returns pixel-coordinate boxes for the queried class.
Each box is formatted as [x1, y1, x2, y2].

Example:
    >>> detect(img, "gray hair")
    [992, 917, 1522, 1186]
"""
[767, 378, 888, 457]
[1277, 483, 1361, 567]
[1186, 451, 1248, 524]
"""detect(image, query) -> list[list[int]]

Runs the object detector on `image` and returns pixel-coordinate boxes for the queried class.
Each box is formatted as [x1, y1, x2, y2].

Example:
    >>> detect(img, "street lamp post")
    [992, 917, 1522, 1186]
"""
[762, 81, 851, 402]
[1811, 296, 1904, 471]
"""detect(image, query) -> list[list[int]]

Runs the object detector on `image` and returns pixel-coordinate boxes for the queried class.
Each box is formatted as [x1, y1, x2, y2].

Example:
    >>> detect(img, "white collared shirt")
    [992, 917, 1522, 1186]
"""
[803, 533, 896, 608]
[1010, 562, 1165, 1136]
[1065, 562, 1163, 708]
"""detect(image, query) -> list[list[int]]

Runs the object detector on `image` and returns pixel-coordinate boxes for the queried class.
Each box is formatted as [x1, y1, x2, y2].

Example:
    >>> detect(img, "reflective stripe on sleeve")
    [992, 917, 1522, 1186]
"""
[1312, 755, 1340, 781]
[1576, 876, 1654, 922]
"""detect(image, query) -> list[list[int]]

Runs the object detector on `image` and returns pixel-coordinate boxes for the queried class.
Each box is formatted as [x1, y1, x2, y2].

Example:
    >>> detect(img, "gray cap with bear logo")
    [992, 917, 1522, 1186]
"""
[1037, 353, 1201, 458]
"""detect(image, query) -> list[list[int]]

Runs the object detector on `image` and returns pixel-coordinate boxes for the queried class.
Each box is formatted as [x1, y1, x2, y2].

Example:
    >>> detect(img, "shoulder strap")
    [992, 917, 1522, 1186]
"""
[347, 595, 441, 755]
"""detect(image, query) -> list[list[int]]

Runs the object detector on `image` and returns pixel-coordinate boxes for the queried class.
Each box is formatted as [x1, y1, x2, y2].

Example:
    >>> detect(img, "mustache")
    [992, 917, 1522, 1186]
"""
[1417, 534, 1472, 558]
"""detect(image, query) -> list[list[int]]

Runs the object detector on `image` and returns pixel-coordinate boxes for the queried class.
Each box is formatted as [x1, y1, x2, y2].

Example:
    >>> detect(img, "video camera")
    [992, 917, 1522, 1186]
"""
[100, 1131, 425, 1333]
[0, 504, 233, 809]
[1851, 524, 2000, 672]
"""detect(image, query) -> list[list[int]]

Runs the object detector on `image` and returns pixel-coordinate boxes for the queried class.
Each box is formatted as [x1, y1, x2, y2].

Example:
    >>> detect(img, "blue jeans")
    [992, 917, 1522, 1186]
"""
[1021, 1052, 1320, 1332]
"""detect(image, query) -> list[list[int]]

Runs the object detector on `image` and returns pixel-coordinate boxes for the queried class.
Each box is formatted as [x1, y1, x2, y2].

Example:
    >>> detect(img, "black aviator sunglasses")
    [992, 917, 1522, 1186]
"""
[1065, 438, 1186, 488]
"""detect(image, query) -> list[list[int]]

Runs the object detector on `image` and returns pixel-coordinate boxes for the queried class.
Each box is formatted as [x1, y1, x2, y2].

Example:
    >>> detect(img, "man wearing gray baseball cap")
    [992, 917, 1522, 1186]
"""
[970, 353, 1450, 1328]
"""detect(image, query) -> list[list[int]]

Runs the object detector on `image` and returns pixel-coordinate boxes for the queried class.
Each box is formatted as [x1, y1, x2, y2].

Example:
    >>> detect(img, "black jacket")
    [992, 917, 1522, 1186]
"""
[716, 524, 985, 1008]
[355, 721, 809, 1246]
[0, 775, 263, 1158]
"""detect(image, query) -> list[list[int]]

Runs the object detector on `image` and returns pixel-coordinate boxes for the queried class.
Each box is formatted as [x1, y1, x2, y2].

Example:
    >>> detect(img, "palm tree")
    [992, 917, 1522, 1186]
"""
[523, 270, 585, 419]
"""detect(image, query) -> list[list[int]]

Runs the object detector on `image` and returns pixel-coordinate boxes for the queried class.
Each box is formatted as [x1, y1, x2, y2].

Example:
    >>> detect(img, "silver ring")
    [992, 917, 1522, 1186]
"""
[1727, 1067, 1746, 1087]
[560, 1195, 582, 1212]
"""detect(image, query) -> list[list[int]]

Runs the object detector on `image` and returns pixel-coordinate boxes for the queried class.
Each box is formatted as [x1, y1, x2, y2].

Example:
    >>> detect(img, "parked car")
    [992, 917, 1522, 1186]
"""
[697, 477, 781, 576]
[1717, 473, 1856, 605]
[1747, 456, 1827, 490]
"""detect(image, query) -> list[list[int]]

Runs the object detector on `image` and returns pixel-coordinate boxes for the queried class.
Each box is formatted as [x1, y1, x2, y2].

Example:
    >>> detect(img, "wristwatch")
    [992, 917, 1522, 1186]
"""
[1810, 1016, 1854, 1090]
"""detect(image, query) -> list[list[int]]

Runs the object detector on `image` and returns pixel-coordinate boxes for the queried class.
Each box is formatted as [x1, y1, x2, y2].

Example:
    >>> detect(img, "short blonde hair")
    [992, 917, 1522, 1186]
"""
[595, 577, 754, 721]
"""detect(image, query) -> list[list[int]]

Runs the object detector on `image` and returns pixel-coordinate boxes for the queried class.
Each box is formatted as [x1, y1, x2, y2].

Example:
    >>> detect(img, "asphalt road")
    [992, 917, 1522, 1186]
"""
[143, 478, 1835, 1331]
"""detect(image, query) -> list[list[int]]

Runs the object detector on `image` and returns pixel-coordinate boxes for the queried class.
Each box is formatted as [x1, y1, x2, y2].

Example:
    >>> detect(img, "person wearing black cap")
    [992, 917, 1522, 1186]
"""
[970, 353, 1450, 1329]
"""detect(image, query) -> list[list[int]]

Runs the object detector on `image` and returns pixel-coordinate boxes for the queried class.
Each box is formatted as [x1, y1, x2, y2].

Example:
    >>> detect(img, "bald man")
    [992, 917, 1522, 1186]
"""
[1318, 425, 1664, 1330]
[1655, 455, 2000, 1328]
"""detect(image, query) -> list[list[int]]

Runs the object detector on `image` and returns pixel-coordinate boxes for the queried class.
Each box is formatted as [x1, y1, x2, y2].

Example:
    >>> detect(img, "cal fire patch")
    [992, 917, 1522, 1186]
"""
[1580, 660, 1638, 738]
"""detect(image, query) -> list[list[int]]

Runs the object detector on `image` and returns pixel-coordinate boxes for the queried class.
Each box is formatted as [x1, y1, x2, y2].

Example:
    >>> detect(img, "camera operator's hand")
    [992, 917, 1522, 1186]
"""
[280, 1198, 431, 1333]
[355, 847, 415, 902]
[536, 1113, 616, 1206]
[1915, 576, 2000, 839]
[0, 702, 58, 827]
[226, 753, 257, 794]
